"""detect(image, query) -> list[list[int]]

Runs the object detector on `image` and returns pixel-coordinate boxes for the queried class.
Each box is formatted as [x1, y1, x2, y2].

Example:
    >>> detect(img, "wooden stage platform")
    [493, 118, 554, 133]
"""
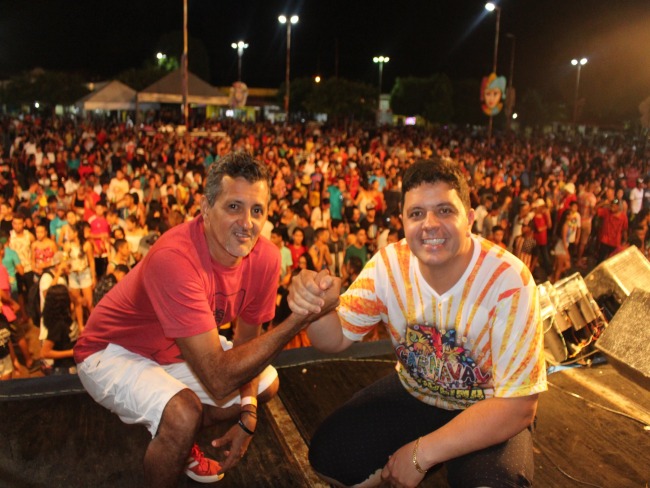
[1, 342, 649, 487]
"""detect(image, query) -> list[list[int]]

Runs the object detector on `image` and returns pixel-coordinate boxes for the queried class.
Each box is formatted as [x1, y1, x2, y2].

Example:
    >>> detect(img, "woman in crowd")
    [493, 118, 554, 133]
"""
[40, 284, 78, 375]
[63, 221, 95, 329]
[31, 223, 57, 279]
[287, 227, 308, 270]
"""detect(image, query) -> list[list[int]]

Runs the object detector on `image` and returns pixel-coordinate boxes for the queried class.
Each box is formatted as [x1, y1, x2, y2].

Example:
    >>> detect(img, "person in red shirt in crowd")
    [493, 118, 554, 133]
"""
[530, 198, 553, 276]
[596, 197, 629, 263]
[88, 201, 111, 277]
[287, 227, 308, 270]
[555, 182, 577, 227]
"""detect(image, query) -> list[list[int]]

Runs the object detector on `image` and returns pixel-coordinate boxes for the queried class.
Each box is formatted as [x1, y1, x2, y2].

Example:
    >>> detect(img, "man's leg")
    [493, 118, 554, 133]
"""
[78, 344, 207, 487]
[308, 373, 456, 487]
[446, 423, 534, 488]
[144, 388, 203, 487]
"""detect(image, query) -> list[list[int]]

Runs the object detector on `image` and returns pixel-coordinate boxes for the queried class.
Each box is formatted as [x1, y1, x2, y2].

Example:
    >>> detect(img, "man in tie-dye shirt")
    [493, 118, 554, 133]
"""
[289, 158, 547, 487]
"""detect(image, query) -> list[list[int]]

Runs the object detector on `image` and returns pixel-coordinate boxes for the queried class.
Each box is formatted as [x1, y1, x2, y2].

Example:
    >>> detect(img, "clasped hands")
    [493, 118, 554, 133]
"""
[288, 269, 341, 319]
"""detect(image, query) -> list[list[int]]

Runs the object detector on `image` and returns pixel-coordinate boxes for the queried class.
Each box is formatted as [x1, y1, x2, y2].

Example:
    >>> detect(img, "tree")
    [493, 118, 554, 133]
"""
[517, 89, 549, 127]
[277, 77, 316, 115]
[390, 75, 454, 124]
[390, 77, 426, 116]
[452, 78, 484, 126]
[1, 69, 89, 110]
[115, 67, 170, 92]
[304, 78, 376, 124]
[422, 74, 454, 124]
[155, 31, 211, 82]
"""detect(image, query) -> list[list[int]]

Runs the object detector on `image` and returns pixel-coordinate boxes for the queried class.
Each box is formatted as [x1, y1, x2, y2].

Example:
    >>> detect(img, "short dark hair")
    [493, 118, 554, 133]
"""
[401, 158, 471, 213]
[314, 227, 328, 239]
[271, 227, 288, 242]
[347, 256, 364, 276]
[204, 151, 270, 207]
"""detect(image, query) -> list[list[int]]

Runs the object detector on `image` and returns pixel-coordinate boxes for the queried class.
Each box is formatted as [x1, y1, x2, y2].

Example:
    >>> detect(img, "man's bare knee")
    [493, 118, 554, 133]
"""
[258, 376, 279, 404]
[157, 388, 203, 441]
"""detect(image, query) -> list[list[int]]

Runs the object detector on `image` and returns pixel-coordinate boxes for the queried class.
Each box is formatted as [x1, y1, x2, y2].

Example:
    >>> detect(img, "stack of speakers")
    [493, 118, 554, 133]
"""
[538, 273, 607, 364]
[539, 245, 650, 388]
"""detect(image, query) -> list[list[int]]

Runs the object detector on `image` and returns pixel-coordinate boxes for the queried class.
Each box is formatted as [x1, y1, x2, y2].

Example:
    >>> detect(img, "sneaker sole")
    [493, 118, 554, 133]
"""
[185, 470, 224, 483]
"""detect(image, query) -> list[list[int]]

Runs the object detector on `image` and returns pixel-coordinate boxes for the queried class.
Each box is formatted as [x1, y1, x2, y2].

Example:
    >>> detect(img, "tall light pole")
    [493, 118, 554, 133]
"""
[571, 57, 588, 124]
[505, 33, 515, 131]
[485, 2, 501, 142]
[373, 56, 390, 93]
[279, 14, 298, 122]
[182, 0, 189, 131]
[231, 41, 248, 82]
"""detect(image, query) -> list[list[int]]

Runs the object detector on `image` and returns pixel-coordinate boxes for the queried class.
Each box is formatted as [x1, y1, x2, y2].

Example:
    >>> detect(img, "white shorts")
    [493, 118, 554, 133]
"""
[77, 341, 278, 438]
[69, 267, 92, 290]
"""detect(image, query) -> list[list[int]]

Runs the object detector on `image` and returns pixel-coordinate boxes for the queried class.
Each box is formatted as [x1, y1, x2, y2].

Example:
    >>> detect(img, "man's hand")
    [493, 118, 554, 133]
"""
[210, 420, 255, 472]
[381, 440, 427, 488]
[288, 269, 340, 316]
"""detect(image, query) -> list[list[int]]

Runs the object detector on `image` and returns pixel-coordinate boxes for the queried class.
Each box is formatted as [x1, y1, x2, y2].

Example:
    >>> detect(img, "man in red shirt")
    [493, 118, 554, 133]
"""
[531, 198, 553, 276]
[596, 197, 628, 263]
[75, 153, 339, 487]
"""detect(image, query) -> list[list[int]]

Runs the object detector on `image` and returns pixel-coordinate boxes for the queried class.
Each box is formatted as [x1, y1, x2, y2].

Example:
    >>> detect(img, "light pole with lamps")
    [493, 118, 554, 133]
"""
[231, 41, 248, 82]
[505, 33, 515, 130]
[373, 56, 389, 93]
[571, 57, 588, 124]
[279, 14, 299, 121]
[485, 2, 501, 141]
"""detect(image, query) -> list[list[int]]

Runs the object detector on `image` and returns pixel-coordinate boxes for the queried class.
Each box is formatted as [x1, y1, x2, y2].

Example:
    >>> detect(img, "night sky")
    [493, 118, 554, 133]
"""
[1, 0, 649, 118]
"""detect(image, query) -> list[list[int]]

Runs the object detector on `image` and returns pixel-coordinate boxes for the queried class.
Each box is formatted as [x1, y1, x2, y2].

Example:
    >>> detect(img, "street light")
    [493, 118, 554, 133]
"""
[505, 33, 515, 130]
[372, 56, 390, 93]
[231, 41, 249, 82]
[485, 2, 501, 142]
[571, 57, 588, 124]
[279, 14, 299, 121]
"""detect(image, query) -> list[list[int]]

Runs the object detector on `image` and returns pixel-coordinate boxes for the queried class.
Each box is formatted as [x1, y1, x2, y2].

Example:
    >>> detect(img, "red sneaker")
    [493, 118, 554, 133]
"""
[185, 443, 224, 483]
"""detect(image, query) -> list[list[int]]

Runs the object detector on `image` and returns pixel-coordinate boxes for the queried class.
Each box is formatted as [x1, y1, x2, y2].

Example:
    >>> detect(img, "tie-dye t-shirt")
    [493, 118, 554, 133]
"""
[338, 235, 547, 410]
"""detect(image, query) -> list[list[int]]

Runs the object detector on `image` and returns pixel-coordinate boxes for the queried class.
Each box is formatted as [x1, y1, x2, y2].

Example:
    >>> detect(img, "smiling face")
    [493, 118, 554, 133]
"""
[200, 175, 269, 267]
[403, 181, 475, 287]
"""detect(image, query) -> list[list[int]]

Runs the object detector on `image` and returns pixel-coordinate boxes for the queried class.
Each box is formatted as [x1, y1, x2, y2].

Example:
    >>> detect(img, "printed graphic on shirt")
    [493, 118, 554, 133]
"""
[214, 289, 246, 326]
[395, 324, 491, 402]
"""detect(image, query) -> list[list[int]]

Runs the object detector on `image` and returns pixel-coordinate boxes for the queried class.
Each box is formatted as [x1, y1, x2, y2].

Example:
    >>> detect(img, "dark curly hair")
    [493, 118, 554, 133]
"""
[42, 285, 73, 344]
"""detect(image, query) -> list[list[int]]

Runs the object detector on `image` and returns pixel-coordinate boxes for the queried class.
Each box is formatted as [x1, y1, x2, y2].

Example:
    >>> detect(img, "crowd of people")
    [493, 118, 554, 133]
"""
[0, 113, 648, 487]
[0, 114, 649, 381]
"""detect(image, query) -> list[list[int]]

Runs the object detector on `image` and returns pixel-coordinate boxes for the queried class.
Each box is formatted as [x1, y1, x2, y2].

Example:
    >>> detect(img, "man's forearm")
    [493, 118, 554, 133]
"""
[418, 395, 538, 470]
[180, 312, 323, 401]
[306, 310, 351, 353]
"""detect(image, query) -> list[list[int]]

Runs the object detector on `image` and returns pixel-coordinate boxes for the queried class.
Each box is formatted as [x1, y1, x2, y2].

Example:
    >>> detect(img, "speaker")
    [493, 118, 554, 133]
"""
[538, 274, 607, 364]
[584, 246, 650, 317]
[595, 288, 650, 390]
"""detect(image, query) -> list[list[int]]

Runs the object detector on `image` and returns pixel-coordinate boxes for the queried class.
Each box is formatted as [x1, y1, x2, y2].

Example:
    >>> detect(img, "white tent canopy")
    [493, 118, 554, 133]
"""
[137, 69, 229, 106]
[76, 80, 137, 111]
